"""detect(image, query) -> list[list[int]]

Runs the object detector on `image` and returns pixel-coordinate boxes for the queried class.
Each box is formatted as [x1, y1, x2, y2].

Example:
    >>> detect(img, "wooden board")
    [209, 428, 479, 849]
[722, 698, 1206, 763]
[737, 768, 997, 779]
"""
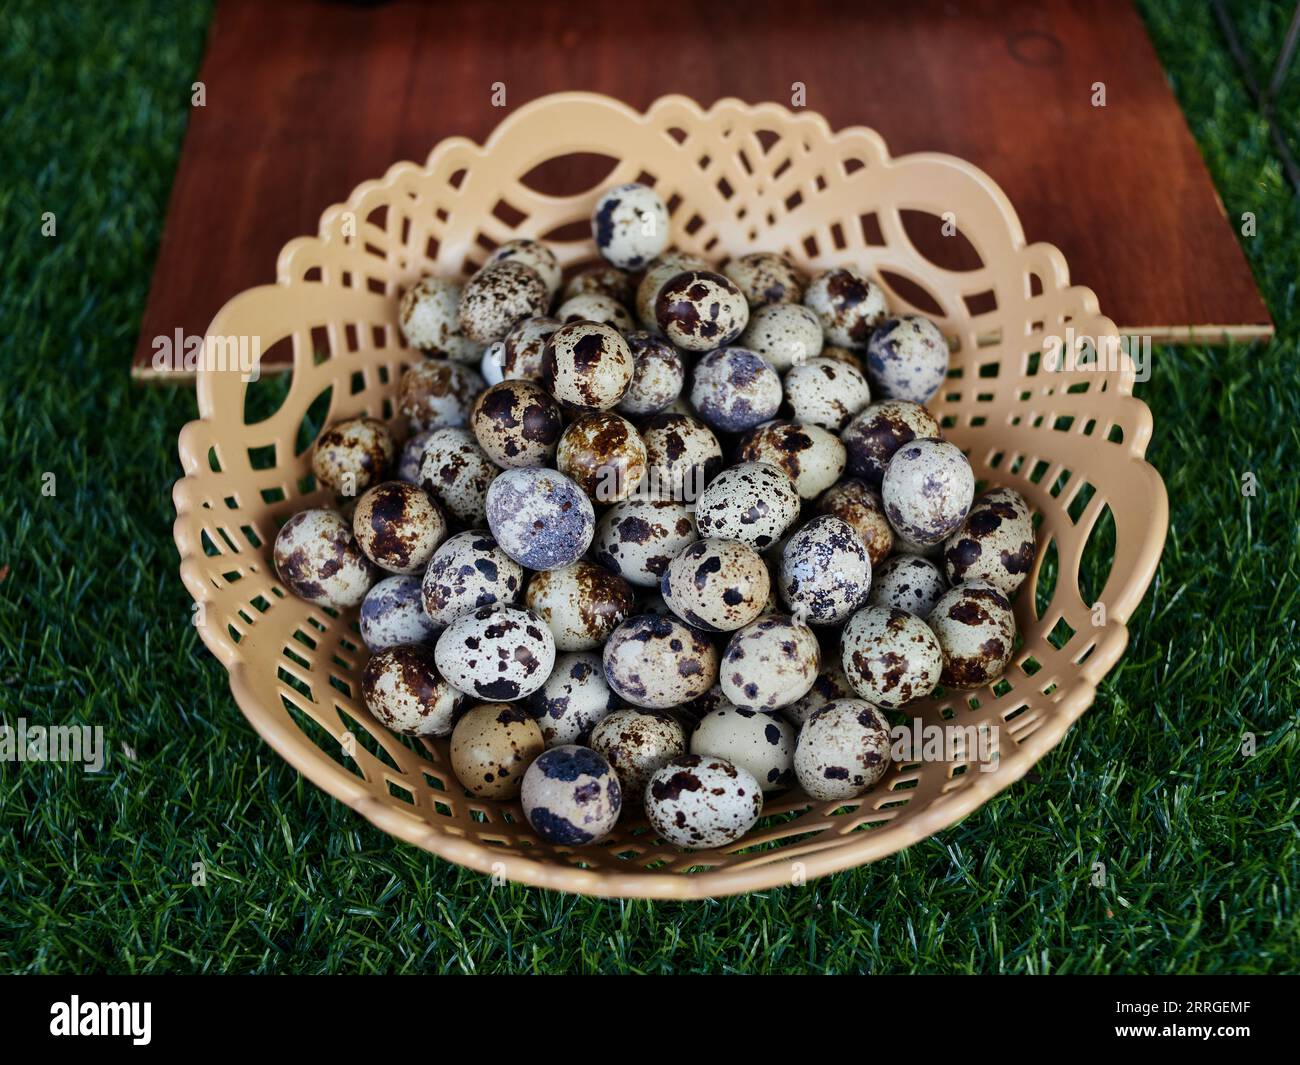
[133, 0, 1272, 379]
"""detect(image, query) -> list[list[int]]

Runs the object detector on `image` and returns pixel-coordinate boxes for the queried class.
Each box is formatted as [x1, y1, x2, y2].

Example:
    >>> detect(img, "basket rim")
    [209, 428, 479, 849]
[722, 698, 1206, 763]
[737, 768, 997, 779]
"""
[173, 90, 1169, 899]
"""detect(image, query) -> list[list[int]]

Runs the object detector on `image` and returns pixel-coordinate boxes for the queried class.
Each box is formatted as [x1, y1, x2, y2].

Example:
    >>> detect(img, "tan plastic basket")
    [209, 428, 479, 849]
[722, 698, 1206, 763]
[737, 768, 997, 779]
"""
[173, 92, 1167, 898]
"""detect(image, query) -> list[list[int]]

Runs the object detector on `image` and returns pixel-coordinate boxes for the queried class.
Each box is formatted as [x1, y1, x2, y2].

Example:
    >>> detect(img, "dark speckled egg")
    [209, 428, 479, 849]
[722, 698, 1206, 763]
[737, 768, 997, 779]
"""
[841, 399, 943, 487]
[563, 263, 636, 307]
[841, 605, 942, 708]
[690, 705, 797, 792]
[528, 650, 620, 747]
[602, 614, 718, 709]
[661, 538, 770, 633]
[525, 560, 636, 651]
[470, 379, 563, 468]
[416, 427, 497, 526]
[737, 420, 846, 500]
[644, 754, 762, 849]
[639, 412, 723, 503]
[556, 412, 647, 503]
[942, 487, 1036, 596]
[484, 238, 562, 298]
[458, 260, 550, 343]
[816, 479, 894, 565]
[485, 467, 595, 571]
[778, 516, 872, 625]
[868, 554, 949, 618]
[361, 574, 442, 650]
[588, 708, 687, 809]
[449, 702, 546, 799]
[544, 321, 634, 411]
[927, 580, 1016, 689]
[656, 270, 749, 352]
[722, 251, 806, 307]
[592, 182, 670, 270]
[499, 316, 561, 382]
[434, 605, 556, 702]
[312, 416, 395, 496]
[521, 744, 623, 844]
[794, 699, 892, 800]
[397, 360, 486, 432]
[866, 315, 950, 403]
[352, 480, 448, 575]
[635, 253, 711, 333]
[881, 439, 974, 547]
[689, 347, 782, 433]
[362, 644, 464, 737]
[617, 331, 685, 416]
[420, 530, 523, 627]
[803, 266, 887, 349]
[592, 498, 699, 588]
[398, 276, 482, 362]
[273, 508, 376, 607]
[555, 292, 636, 332]
[694, 461, 800, 551]
[718, 614, 820, 714]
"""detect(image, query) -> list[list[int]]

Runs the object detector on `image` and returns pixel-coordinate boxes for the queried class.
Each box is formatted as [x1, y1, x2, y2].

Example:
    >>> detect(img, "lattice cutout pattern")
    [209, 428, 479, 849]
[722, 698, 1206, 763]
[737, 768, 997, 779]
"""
[174, 93, 1167, 898]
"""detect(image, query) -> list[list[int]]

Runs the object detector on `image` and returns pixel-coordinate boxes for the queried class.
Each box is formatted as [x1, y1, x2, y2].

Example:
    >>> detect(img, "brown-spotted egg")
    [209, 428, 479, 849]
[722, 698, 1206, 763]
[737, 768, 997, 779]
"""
[398, 360, 485, 432]
[588, 708, 687, 810]
[273, 508, 376, 607]
[450, 702, 546, 799]
[689, 347, 782, 433]
[617, 331, 685, 416]
[396, 430, 433, 484]
[694, 461, 800, 550]
[421, 530, 523, 627]
[881, 439, 974, 546]
[485, 467, 595, 571]
[556, 412, 647, 503]
[655, 270, 749, 352]
[661, 538, 770, 632]
[782, 656, 854, 725]
[362, 644, 464, 737]
[434, 605, 556, 701]
[352, 480, 448, 574]
[522, 745, 622, 844]
[484, 238, 562, 299]
[794, 699, 892, 800]
[398, 277, 482, 362]
[719, 614, 820, 713]
[942, 487, 1036, 596]
[737, 420, 846, 500]
[312, 416, 395, 496]
[592, 497, 698, 588]
[360, 574, 441, 650]
[544, 321, 634, 411]
[563, 263, 636, 307]
[499, 316, 561, 381]
[592, 182, 670, 270]
[635, 252, 710, 333]
[866, 315, 950, 404]
[556, 292, 636, 332]
[784, 357, 872, 431]
[927, 580, 1016, 689]
[416, 426, 497, 526]
[841, 399, 942, 487]
[639, 412, 723, 502]
[841, 605, 943, 708]
[528, 650, 620, 747]
[602, 614, 718, 709]
[457, 260, 550, 343]
[739, 302, 824, 371]
[722, 251, 806, 306]
[778, 516, 872, 625]
[645, 755, 762, 849]
[816, 479, 894, 565]
[803, 266, 887, 348]
[470, 379, 563, 468]
[868, 554, 949, 618]
[525, 560, 636, 652]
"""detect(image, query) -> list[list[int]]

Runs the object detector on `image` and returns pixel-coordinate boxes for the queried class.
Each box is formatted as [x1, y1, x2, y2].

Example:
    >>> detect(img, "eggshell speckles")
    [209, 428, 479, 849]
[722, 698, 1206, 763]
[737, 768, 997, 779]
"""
[942, 487, 1036, 596]
[694, 461, 800, 551]
[312, 416, 395, 495]
[525, 560, 636, 651]
[784, 357, 872, 431]
[470, 379, 563, 468]
[782, 657, 854, 726]
[779, 516, 872, 625]
[450, 702, 546, 799]
[690, 706, 796, 792]
[592, 498, 698, 588]
[362, 644, 464, 737]
[737, 420, 846, 500]
[723, 252, 805, 307]
[556, 292, 636, 333]
[644, 755, 762, 849]
[881, 439, 974, 546]
[485, 468, 595, 571]
[617, 331, 685, 416]
[556, 412, 647, 503]
[739, 302, 824, 371]
[352, 480, 448, 574]
[928, 580, 1016, 689]
[273, 509, 376, 607]
[416, 427, 497, 526]
[720, 614, 820, 713]
[544, 321, 634, 412]
[588, 709, 686, 809]
[841, 399, 942, 488]
[398, 277, 481, 362]
[639, 413, 723, 502]
[398, 360, 486, 432]
[804, 267, 887, 348]
[528, 651, 620, 747]
[816, 479, 893, 565]
[420, 530, 523, 627]
[360, 574, 441, 651]
[563, 264, 636, 307]
[689, 347, 782, 433]
[868, 554, 949, 619]
[592, 182, 670, 270]
[794, 699, 892, 800]
[396, 430, 433, 484]
[434, 605, 556, 702]
[499, 316, 561, 381]
[484, 238, 562, 298]
[521, 745, 622, 844]
[635, 253, 710, 333]
[866, 315, 950, 403]
[841, 606, 942, 708]
[603, 614, 718, 709]
[656, 270, 749, 352]
[458, 260, 550, 343]
[661, 538, 770, 633]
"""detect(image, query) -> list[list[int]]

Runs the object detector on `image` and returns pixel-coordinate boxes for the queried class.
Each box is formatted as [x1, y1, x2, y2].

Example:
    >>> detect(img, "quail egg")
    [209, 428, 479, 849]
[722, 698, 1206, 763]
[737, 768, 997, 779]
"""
[866, 315, 950, 403]
[273, 509, 376, 607]
[470, 378, 563, 468]
[881, 439, 974, 546]
[655, 270, 750, 352]
[635, 252, 710, 333]
[528, 651, 620, 746]
[544, 321, 634, 411]
[639, 412, 724, 502]
[816, 479, 893, 564]
[499, 316, 561, 381]
[421, 530, 523, 627]
[719, 614, 820, 712]
[942, 486, 1036, 596]
[690, 706, 796, 792]
[360, 574, 441, 650]
[778, 516, 872, 625]
[398, 359, 486, 432]
[644, 755, 763, 849]
[450, 702, 546, 799]
[617, 331, 685, 416]
[782, 657, 854, 725]
[784, 357, 872, 431]
[484, 238, 562, 298]
[893, 529, 945, 560]
[588, 709, 687, 809]
[352, 480, 448, 574]
[362, 644, 464, 737]
[928, 580, 1016, 689]
[555, 292, 636, 332]
[396, 429, 433, 484]
[737, 420, 846, 499]
[695, 461, 800, 551]
[398, 276, 481, 362]
[794, 699, 893, 800]
[525, 560, 636, 651]
[689, 347, 782, 433]
[722, 251, 805, 306]
[820, 345, 865, 371]
[434, 605, 556, 701]
[602, 614, 718, 709]
[592, 182, 670, 270]
[841, 399, 942, 487]
[485, 467, 595, 570]
[841, 605, 943, 708]
[661, 538, 771, 632]
[416, 426, 497, 526]
[521, 744, 623, 844]
[556, 412, 647, 503]
[682, 684, 737, 725]
[563, 263, 636, 306]
[312, 416, 395, 496]
[803, 266, 887, 348]
[868, 554, 949, 618]
[592, 498, 699, 588]
[458, 260, 550, 343]
[739, 302, 824, 371]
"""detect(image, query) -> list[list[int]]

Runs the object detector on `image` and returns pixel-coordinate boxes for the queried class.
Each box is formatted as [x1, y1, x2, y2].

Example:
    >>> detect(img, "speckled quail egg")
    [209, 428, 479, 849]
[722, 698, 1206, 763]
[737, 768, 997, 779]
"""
[617, 331, 685, 416]
[588, 708, 686, 809]
[868, 554, 948, 618]
[689, 347, 782, 433]
[694, 461, 800, 550]
[635, 252, 710, 333]
[881, 439, 974, 546]
[942, 487, 1036, 596]
[499, 316, 561, 381]
[794, 699, 892, 800]
[739, 302, 824, 371]
[421, 530, 523, 627]
[555, 292, 635, 332]
[592, 182, 670, 270]
[485, 467, 595, 571]
[737, 420, 846, 500]
[273, 509, 376, 607]
[398, 360, 485, 432]
[928, 580, 1017, 689]
[655, 270, 750, 352]
[719, 614, 820, 712]
[645, 755, 763, 849]
[556, 412, 647, 503]
[544, 321, 634, 411]
[352, 480, 447, 574]
[563, 263, 636, 306]
[661, 538, 770, 632]
[866, 314, 951, 404]
[782, 657, 854, 725]
[396, 430, 433, 484]
[592, 498, 698, 588]
[779, 516, 872, 625]
[360, 574, 441, 650]
[723, 251, 805, 306]
[602, 614, 718, 709]
[521, 744, 623, 844]
[893, 529, 945, 559]
[803, 266, 887, 348]
[820, 345, 865, 371]
[398, 276, 481, 362]
[450, 702, 546, 799]
[362, 644, 464, 737]
[484, 238, 562, 298]
[525, 560, 636, 651]
[311, 416, 395, 496]
[841, 399, 942, 487]
[841, 606, 943, 708]
[682, 684, 737, 724]
[434, 605, 556, 701]
[816, 479, 893, 565]
[528, 651, 620, 747]
[416, 427, 497, 526]
[784, 357, 872, 431]
[690, 706, 796, 792]
[639, 412, 723, 502]
[470, 378, 563, 468]
[458, 260, 550, 343]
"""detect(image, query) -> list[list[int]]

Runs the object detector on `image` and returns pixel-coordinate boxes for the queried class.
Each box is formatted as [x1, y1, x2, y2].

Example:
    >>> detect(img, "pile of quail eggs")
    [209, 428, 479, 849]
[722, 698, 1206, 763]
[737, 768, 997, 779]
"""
[273, 181, 1037, 852]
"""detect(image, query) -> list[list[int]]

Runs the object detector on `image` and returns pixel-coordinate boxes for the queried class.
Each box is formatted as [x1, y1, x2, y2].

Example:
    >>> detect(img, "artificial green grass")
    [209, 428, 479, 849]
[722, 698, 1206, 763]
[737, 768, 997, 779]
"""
[0, 0, 1296, 974]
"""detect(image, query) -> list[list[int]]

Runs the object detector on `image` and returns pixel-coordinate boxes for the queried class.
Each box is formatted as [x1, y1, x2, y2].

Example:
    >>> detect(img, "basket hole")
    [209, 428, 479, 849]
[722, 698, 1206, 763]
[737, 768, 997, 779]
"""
[860, 212, 885, 246]
[784, 190, 803, 212]
[1034, 538, 1058, 619]
[991, 678, 1012, 698]
[802, 235, 819, 258]
[260, 486, 285, 505]
[294, 386, 334, 457]
[1027, 459, 1050, 485]
[491, 198, 528, 228]
[899, 209, 983, 272]
[1107, 424, 1125, 445]
[247, 444, 276, 471]
[1004, 703, 1029, 722]
[830, 222, 847, 250]
[755, 129, 779, 153]
[963, 289, 998, 316]
[666, 126, 688, 145]
[737, 149, 753, 175]
[541, 218, 592, 243]
[878, 271, 945, 318]
[1078, 502, 1116, 609]
[1066, 479, 1096, 523]
[242, 344, 293, 425]
[1046, 617, 1076, 650]
[1022, 656, 1042, 676]
[843, 157, 865, 176]
[387, 780, 415, 805]
[716, 176, 734, 200]
[448, 169, 467, 190]
[1028, 272, 1044, 297]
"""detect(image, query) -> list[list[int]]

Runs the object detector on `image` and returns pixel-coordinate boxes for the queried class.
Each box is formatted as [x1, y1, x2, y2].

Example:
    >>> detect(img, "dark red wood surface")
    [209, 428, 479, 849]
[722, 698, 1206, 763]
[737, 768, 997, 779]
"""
[133, 0, 1272, 378]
